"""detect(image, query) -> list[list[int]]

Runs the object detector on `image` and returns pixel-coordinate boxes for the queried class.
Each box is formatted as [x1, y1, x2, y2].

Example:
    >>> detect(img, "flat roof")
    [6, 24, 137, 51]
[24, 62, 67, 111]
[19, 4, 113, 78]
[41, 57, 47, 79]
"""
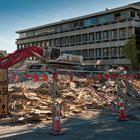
[16, 3, 140, 33]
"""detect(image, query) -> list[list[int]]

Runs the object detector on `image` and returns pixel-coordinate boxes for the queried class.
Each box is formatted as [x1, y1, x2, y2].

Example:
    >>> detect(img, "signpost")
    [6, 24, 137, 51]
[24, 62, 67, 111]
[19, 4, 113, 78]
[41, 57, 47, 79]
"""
[0, 95, 7, 115]
[0, 69, 8, 115]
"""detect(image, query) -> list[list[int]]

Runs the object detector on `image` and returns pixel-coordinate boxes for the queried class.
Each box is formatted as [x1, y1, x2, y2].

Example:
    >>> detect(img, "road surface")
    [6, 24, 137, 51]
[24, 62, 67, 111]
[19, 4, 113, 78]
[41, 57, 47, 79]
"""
[0, 110, 140, 140]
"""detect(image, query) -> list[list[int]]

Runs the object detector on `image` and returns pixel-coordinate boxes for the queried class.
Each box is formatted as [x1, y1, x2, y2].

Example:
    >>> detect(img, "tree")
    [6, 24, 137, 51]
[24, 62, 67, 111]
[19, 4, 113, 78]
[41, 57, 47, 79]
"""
[0, 52, 4, 59]
[122, 34, 140, 70]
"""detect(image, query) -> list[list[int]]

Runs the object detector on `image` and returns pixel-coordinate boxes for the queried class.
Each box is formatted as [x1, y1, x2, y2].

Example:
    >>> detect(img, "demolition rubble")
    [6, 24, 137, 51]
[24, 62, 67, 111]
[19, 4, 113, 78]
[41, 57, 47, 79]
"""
[6, 75, 140, 123]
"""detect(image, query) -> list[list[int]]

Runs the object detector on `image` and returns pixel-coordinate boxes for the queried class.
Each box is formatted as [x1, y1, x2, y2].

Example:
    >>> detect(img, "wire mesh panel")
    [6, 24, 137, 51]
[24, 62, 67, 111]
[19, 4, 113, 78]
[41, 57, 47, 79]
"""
[0, 69, 140, 136]
[0, 69, 53, 136]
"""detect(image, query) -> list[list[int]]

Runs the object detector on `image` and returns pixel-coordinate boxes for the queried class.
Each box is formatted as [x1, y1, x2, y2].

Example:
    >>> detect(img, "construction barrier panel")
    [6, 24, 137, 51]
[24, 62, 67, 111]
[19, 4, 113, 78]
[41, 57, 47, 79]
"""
[0, 69, 140, 136]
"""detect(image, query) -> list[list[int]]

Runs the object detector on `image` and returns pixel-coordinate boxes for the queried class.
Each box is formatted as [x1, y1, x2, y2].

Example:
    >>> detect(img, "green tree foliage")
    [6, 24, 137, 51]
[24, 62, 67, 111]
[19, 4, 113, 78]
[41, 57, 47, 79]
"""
[122, 35, 140, 70]
[0, 53, 4, 58]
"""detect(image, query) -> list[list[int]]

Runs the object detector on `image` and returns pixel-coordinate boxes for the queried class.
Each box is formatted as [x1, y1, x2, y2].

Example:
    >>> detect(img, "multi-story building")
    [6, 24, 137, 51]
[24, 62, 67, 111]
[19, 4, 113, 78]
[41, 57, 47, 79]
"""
[16, 2, 140, 70]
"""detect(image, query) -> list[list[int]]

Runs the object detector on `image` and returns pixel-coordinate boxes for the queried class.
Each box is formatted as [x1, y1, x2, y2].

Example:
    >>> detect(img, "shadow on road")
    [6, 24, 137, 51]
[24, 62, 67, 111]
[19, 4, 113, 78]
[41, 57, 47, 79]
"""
[0, 110, 140, 140]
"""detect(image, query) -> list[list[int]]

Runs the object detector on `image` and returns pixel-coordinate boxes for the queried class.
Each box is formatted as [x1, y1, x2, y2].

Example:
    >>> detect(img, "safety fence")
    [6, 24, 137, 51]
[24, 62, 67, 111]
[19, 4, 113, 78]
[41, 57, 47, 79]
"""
[0, 69, 140, 136]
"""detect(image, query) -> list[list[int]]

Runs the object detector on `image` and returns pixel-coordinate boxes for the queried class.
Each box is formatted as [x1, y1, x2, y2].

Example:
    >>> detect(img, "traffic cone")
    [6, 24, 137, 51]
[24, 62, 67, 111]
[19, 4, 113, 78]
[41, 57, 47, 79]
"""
[52, 105, 64, 135]
[118, 98, 126, 121]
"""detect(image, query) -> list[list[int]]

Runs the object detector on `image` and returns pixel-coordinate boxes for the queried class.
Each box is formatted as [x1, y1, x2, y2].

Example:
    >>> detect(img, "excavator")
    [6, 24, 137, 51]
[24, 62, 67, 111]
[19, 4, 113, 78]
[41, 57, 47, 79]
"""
[0, 46, 83, 69]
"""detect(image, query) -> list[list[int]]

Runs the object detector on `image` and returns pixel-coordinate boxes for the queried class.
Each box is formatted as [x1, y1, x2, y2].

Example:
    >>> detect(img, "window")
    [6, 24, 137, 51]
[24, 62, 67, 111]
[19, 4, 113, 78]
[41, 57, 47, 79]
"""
[27, 31, 34, 37]
[70, 36, 75, 44]
[70, 51, 76, 55]
[96, 48, 101, 58]
[49, 39, 54, 47]
[89, 33, 94, 42]
[19, 33, 27, 38]
[56, 25, 63, 32]
[45, 40, 49, 46]
[121, 11, 129, 19]
[69, 22, 75, 30]
[119, 28, 126, 38]
[96, 32, 102, 40]
[42, 40, 45, 48]
[39, 41, 43, 47]
[130, 10, 135, 18]
[65, 37, 69, 45]
[54, 38, 59, 46]
[82, 49, 88, 57]
[103, 48, 109, 57]
[18, 44, 22, 49]
[76, 35, 81, 43]
[82, 34, 88, 43]
[83, 19, 92, 27]
[114, 13, 121, 20]
[118, 46, 124, 56]
[128, 27, 133, 37]
[98, 14, 113, 24]
[136, 11, 140, 19]
[91, 17, 98, 25]
[60, 37, 65, 45]
[98, 16, 104, 24]
[62, 24, 69, 31]
[111, 29, 117, 39]
[98, 16, 106, 24]
[103, 31, 109, 40]
[110, 47, 118, 57]
[76, 50, 81, 55]
[89, 49, 94, 57]
[50, 48, 61, 59]
[74, 20, 83, 29]
[59, 38, 62, 46]
[83, 17, 99, 27]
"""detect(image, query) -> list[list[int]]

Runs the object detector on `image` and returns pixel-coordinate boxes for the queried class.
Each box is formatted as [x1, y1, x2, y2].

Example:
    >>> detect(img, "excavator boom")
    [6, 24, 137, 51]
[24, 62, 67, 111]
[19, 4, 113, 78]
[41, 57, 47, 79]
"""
[0, 46, 44, 69]
[0, 46, 83, 69]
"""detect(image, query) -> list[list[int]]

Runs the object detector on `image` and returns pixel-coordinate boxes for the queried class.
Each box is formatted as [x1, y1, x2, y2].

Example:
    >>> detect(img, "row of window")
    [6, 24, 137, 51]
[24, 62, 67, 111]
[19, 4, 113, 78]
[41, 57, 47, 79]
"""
[65, 46, 124, 59]
[19, 9, 140, 38]
[18, 43, 124, 60]
[49, 28, 133, 47]
[18, 28, 133, 48]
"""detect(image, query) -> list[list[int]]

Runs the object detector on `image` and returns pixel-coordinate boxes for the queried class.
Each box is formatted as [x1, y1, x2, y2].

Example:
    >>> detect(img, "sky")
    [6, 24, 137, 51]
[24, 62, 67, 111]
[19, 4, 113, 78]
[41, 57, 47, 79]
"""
[0, 0, 139, 53]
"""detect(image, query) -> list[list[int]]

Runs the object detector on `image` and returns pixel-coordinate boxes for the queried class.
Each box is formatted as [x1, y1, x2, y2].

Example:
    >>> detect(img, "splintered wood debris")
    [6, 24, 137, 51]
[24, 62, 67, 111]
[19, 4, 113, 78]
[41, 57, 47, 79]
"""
[5, 77, 140, 123]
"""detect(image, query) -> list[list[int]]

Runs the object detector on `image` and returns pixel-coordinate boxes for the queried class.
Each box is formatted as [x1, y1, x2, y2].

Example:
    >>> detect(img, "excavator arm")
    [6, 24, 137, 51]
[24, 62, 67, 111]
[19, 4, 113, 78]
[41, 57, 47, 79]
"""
[0, 46, 44, 69]
[0, 45, 82, 69]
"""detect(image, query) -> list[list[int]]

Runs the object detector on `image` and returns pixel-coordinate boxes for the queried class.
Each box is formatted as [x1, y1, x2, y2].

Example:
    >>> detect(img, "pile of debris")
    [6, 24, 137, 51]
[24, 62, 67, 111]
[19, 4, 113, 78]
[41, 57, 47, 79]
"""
[8, 81, 52, 122]
[133, 80, 140, 92]
[6, 76, 140, 123]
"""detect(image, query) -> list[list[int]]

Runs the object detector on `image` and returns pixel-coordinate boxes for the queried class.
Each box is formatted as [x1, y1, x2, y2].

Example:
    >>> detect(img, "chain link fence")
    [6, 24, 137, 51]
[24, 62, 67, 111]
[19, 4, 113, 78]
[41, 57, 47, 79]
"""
[0, 69, 140, 136]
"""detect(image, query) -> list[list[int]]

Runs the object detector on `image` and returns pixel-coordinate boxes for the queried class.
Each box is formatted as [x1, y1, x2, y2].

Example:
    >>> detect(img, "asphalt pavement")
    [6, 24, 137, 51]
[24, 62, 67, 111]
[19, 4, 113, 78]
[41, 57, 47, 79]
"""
[1, 110, 140, 140]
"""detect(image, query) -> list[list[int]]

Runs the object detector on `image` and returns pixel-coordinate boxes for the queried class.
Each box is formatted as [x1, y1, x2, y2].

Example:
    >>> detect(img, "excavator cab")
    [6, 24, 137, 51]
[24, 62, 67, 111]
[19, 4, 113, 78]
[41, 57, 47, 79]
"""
[44, 47, 61, 60]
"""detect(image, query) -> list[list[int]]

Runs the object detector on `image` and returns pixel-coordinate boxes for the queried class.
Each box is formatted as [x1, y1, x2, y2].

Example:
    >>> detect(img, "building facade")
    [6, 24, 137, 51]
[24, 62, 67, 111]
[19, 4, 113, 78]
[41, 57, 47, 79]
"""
[16, 2, 140, 70]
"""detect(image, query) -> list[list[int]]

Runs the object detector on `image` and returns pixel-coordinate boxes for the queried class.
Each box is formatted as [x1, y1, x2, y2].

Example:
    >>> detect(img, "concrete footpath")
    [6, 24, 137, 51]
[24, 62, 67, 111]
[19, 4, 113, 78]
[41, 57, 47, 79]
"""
[0, 110, 140, 140]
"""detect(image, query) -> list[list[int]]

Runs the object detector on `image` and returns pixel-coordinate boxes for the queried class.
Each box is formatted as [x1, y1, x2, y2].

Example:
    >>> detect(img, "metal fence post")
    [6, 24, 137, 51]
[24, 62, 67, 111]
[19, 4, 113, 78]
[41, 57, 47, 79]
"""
[116, 76, 120, 119]
[51, 72, 56, 131]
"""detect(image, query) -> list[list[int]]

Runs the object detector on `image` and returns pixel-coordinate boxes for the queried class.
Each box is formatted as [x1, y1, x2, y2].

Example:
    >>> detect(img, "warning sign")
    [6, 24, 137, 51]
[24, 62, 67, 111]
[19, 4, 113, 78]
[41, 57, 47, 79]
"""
[0, 94, 8, 115]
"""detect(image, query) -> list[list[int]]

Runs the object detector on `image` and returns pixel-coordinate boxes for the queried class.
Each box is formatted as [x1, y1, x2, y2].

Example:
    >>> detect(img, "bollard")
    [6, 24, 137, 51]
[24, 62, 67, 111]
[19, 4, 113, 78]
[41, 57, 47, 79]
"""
[118, 97, 126, 121]
[51, 105, 64, 135]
